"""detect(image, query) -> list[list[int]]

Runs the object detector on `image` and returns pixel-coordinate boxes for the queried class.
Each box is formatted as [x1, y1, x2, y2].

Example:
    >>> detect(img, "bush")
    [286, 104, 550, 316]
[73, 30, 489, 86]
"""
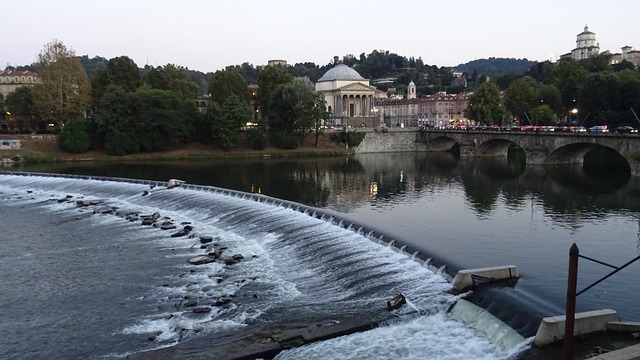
[246, 127, 267, 150]
[273, 132, 299, 149]
[104, 129, 140, 156]
[57, 119, 91, 153]
[330, 131, 366, 148]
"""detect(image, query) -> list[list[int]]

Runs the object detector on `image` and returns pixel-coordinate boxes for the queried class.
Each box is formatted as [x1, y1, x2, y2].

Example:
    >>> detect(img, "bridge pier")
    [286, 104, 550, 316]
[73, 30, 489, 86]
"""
[525, 147, 550, 165]
[459, 141, 476, 158]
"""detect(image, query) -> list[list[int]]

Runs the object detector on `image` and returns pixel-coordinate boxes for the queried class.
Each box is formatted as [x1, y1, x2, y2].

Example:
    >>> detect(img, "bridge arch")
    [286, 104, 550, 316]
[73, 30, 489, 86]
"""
[476, 139, 521, 157]
[427, 136, 459, 152]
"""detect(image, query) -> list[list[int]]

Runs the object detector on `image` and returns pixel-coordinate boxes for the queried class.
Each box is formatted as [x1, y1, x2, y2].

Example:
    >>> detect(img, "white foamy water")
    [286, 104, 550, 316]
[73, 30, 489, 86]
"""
[0, 173, 530, 359]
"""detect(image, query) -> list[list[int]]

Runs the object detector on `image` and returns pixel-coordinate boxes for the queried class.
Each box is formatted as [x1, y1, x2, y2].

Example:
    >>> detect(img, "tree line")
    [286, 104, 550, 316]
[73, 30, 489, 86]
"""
[3, 40, 329, 155]
[464, 54, 640, 127]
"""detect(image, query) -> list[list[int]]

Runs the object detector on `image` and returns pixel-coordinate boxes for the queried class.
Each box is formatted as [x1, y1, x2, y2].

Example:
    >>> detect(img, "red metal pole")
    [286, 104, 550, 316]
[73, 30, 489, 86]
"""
[565, 243, 579, 360]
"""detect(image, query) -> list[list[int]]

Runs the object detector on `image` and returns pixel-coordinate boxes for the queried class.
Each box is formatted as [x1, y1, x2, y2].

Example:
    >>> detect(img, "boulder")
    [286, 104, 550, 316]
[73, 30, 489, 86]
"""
[187, 256, 216, 265]
[200, 236, 214, 244]
[386, 294, 406, 310]
[76, 199, 103, 207]
[192, 306, 211, 313]
[167, 179, 186, 189]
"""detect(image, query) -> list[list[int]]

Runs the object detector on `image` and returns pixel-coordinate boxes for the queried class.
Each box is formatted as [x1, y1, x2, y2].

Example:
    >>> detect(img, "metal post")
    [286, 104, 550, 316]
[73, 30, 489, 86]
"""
[565, 243, 579, 360]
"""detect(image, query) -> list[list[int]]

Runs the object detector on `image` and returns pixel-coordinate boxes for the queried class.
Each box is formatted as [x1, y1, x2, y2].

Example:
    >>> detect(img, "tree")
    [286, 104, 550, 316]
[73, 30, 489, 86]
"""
[504, 78, 537, 123]
[464, 82, 508, 125]
[5, 86, 35, 120]
[268, 77, 324, 147]
[91, 56, 142, 104]
[57, 118, 90, 153]
[209, 95, 251, 150]
[537, 84, 563, 115]
[579, 73, 621, 125]
[530, 104, 556, 126]
[208, 66, 249, 105]
[256, 65, 293, 119]
[32, 39, 91, 127]
[144, 64, 197, 100]
[92, 86, 197, 155]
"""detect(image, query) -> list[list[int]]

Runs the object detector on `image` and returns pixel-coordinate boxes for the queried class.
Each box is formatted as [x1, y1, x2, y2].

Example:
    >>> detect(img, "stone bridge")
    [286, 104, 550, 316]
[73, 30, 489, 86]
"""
[416, 129, 640, 175]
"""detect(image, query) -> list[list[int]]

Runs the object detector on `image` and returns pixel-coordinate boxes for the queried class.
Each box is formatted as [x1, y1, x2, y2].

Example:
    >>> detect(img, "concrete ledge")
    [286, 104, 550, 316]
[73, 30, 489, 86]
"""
[451, 265, 519, 294]
[534, 309, 618, 347]
[607, 321, 640, 333]
[589, 343, 640, 360]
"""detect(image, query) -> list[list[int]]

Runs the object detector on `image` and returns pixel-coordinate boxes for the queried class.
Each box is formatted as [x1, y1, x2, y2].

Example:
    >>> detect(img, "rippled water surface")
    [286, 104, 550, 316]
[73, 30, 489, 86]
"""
[2, 152, 639, 359]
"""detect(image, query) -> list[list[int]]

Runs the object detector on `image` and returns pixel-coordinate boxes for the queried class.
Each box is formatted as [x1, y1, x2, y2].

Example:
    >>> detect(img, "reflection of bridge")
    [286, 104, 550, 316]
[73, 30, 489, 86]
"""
[417, 130, 640, 175]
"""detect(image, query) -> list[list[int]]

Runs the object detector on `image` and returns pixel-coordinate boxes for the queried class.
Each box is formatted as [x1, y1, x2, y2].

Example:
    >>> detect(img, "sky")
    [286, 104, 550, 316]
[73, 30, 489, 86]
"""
[2, 0, 639, 74]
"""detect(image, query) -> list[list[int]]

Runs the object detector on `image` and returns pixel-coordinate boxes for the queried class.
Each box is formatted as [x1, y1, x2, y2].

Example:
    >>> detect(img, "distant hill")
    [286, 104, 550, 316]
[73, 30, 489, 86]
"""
[454, 57, 537, 77]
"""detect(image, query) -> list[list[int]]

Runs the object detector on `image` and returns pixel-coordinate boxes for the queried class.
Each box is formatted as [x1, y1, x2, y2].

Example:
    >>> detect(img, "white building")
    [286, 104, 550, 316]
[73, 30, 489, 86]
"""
[315, 64, 377, 127]
[571, 25, 600, 61]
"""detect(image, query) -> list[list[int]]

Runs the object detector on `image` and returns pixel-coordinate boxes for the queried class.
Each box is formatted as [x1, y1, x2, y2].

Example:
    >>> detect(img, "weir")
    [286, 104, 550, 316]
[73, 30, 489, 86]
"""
[0, 172, 530, 359]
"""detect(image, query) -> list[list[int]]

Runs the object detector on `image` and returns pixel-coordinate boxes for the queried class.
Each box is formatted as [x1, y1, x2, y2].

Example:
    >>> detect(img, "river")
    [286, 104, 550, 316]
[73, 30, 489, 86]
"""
[1, 151, 639, 359]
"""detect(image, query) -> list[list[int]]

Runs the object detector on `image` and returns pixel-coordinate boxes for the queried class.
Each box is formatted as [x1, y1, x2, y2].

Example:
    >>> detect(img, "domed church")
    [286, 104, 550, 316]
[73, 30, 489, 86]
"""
[315, 64, 376, 127]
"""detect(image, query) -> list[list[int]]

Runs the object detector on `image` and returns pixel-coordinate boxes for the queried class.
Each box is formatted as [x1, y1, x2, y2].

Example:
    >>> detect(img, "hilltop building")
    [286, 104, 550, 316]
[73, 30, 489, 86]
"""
[571, 25, 600, 61]
[610, 46, 640, 68]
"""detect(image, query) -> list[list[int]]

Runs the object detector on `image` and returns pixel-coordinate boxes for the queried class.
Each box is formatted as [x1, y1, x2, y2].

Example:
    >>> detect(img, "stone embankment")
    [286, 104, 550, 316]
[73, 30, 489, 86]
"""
[353, 129, 425, 153]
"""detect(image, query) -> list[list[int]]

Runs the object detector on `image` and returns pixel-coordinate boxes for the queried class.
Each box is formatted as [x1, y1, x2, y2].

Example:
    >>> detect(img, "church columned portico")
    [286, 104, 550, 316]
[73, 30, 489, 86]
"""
[315, 64, 377, 127]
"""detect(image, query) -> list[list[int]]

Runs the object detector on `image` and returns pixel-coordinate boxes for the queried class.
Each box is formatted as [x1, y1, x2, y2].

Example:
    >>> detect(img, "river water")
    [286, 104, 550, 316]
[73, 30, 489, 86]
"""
[1, 151, 639, 359]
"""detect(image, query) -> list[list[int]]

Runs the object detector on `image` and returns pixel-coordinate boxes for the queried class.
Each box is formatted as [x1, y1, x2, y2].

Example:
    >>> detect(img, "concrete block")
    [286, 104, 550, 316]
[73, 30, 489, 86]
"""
[451, 265, 519, 294]
[607, 321, 640, 333]
[534, 309, 618, 347]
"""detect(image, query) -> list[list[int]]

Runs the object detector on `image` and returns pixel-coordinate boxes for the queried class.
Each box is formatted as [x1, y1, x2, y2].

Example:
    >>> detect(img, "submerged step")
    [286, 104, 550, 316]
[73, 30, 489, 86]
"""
[451, 265, 519, 294]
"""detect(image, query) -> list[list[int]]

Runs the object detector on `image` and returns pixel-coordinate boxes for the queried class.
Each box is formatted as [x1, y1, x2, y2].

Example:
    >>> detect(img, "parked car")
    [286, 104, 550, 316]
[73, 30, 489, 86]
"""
[615, 125, 638, 134]
[570, 126, 587, 133]
[588, 125, 609, 133]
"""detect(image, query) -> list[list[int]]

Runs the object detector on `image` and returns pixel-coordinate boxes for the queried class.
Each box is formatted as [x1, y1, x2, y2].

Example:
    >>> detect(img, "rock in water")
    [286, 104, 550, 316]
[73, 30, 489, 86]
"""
[386, 294, 406, 310]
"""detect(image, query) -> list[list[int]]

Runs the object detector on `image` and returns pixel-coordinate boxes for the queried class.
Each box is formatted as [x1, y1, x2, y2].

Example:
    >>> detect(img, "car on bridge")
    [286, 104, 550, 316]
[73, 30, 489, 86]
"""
[588, 125, 609, 133]
[615, 126, 638, 134]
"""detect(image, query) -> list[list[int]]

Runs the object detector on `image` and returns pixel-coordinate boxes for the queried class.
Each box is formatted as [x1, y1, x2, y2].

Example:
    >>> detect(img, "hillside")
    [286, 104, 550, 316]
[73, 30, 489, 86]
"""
[454, 57, 537, 77]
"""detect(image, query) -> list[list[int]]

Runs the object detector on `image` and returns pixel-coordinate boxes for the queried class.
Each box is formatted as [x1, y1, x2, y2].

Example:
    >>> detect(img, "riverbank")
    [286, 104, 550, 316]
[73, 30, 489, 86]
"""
[0, 133, 353, 164]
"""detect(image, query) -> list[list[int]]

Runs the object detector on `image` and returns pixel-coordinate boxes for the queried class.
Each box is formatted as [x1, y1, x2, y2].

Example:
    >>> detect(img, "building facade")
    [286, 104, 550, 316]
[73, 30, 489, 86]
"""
[0, 70, 40, 100]
[374, 91, 471, 127]
[610, 46, 640, 68]
[571, 26, 600, 61]
[315, 64, 376, 127]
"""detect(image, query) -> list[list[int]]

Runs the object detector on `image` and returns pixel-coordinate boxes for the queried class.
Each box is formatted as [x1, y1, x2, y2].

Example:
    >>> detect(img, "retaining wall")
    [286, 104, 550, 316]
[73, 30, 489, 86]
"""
[354, 131, 426, 153]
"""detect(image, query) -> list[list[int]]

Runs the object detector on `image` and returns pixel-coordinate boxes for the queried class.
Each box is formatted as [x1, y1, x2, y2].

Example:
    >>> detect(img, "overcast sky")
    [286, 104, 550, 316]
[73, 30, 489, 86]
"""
[3, 0, 639, 73]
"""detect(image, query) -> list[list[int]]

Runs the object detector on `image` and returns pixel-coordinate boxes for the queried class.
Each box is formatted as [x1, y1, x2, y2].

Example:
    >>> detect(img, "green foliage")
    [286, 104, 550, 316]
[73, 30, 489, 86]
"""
[530, 105, 556, 125]
[209, 95, 251, 150]
[32, 39, 91, 126]
[330, 131, 366, 148]
[273, 132, 299, 149]
[455, 57, 537, 77]
[268, 77, 324, 137]
[208, 66, 249, 105]
[245, 125, 267, 150]
[77, 55, 108, 79]
[144, 64, 197, 99]
[57, 119, 90, 153]
[92, 87, 197, 155]
[91, 56, 142, 104]
[5, 86, 35, 119]
[257, 65, 293, 118]
[104, 129, 140, 155]
[504, 78, 537, 121]
[464, 82, 508, 124]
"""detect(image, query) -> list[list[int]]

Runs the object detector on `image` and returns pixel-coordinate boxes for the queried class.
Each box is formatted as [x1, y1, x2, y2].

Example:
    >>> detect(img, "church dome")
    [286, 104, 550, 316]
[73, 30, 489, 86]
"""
[317, 64, 365, 82]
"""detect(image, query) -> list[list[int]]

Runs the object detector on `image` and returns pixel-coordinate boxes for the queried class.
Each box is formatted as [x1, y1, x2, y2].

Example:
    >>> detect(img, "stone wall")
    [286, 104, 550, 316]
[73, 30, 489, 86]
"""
[354, 131, 426, 153]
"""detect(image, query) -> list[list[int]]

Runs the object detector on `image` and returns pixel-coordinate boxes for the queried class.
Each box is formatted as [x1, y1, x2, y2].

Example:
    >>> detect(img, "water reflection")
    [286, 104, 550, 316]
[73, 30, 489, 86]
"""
[12, 152, 638, 221]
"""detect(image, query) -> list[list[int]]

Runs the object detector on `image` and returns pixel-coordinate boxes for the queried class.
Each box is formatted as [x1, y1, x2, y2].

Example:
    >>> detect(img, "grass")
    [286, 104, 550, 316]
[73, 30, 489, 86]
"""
[1, 133, 353, 164]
